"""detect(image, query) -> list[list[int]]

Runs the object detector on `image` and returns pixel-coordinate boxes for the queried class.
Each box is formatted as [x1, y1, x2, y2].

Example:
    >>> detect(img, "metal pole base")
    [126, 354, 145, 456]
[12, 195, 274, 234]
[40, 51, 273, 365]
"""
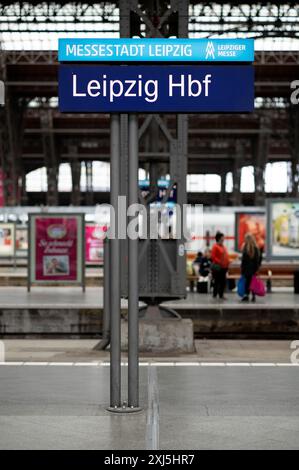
[106, 404, 143, 414]
[139, 305, 182, 320]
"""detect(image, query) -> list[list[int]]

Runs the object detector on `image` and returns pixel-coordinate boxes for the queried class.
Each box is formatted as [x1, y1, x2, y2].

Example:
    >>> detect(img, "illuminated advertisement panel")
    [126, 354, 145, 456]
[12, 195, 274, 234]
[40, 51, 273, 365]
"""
[29, 213, 85, 289]
[16, 227, 28, 252]
[85, 224, 107, 264]
[0, 222, 16, 257]
[235, 212, 266, 253]
[267, 200, 299, 259]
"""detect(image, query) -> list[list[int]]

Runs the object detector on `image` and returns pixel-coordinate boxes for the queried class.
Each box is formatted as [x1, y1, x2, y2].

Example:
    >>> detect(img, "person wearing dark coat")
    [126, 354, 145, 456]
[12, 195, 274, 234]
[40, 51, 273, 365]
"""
[241, 233, 261, 302]
[199, 248, 211, 278]
[192, 251, 203, 276]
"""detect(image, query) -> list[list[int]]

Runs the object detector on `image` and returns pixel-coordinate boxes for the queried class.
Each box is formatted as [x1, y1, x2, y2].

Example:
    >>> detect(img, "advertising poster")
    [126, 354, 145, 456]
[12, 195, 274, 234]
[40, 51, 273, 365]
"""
[16, 227, 28, 252]
[29, 214, 84, 286]
[85, 224, 107, 264]
[0, 222, 15, 257]
[235, 212, 266, 253]
[267, 200, 299, 259]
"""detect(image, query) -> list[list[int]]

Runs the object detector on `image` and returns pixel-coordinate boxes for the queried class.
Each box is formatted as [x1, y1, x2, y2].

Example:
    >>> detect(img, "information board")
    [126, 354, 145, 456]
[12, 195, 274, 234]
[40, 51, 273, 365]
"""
[139, 179, 177, 205]
[59, 65, 254, 113]
[59, 38, 254, 63]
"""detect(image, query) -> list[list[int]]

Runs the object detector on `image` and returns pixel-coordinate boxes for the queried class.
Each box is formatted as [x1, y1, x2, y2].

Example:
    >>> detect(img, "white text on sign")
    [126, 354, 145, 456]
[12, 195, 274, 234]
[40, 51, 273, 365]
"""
[72, 73, 212, 103]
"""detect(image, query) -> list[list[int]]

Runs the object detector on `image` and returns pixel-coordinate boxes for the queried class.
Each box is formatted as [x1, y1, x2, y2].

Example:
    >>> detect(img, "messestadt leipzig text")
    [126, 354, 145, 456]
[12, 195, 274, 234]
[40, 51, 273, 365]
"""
[65, 42, 247, 58]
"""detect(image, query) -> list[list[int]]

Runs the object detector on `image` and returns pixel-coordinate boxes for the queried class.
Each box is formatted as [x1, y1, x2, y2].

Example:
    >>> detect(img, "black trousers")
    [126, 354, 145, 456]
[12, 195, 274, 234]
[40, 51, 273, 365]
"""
[212, 268, 227, 298]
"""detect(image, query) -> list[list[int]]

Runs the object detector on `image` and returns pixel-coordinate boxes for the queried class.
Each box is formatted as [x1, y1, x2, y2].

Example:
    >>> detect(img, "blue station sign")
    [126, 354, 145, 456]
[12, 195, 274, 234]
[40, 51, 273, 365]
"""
[58, 38, 254, 63]
[59, 65, 254, 113]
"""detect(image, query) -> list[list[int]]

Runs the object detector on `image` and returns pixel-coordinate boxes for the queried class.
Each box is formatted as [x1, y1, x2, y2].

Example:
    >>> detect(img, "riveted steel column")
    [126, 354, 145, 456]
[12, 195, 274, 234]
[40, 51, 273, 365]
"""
[110, 114, 121, 408]
[128, 113, 139, 408]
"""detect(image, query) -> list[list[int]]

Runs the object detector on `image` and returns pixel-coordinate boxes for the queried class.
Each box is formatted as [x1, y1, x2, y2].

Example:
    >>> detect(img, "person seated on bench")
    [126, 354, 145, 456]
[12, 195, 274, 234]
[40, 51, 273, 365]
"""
[200, 248, 212, 278]
[192, 251, 203, 277]
[196, 248, 212, 293]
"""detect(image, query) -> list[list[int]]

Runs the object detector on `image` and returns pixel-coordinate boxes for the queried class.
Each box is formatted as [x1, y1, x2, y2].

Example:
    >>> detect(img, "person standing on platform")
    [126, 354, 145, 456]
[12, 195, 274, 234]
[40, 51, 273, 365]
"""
[211, 232, 230, 300]
[241, 233, 261, 302]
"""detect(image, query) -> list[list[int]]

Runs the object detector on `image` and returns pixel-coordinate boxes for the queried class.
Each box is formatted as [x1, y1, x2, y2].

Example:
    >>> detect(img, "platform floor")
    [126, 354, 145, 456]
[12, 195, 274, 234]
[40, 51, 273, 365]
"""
[0, 339, 296, 363]
[0, 363, 298, 450]
[0, 286, 297, 309]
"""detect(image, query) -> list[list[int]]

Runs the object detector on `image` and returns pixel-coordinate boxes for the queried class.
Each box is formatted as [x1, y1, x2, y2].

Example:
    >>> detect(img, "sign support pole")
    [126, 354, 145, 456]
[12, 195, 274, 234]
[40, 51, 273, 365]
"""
[103, 238, 110, 343]
[93, 237, 110, 351]
[128, 114, 140, 409]
[109, 114, 121, 409]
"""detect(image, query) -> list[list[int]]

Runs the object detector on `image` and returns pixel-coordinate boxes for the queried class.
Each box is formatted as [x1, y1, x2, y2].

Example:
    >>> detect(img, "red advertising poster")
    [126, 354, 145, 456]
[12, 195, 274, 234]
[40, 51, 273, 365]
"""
[85, 224, 106, 263]
[33, 216, 81, 282]
[236, 212, 266, 252]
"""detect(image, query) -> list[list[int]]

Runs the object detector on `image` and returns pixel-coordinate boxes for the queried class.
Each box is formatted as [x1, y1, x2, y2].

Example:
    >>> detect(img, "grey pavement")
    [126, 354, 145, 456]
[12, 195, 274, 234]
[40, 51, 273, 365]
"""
[0, 366, 147, 450]
[1, 338, 297, 363]
[158, 367, 299, 449]
[0, 286, 297, 309]
[0, 365, 298, 449]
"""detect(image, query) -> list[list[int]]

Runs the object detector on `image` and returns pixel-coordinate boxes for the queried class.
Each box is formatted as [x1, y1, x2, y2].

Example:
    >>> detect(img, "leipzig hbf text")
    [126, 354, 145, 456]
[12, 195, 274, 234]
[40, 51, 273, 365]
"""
[72, 73, 212, 103]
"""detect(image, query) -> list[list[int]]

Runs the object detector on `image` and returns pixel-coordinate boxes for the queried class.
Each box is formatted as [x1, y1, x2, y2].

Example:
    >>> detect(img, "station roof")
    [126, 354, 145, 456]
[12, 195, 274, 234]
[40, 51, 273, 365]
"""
[2, 49, 298, 174]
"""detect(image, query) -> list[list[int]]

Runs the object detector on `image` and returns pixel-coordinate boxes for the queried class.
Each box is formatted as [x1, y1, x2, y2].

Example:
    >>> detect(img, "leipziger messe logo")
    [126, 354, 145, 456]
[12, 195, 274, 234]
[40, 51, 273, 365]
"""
[205, 41, 216, 59]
